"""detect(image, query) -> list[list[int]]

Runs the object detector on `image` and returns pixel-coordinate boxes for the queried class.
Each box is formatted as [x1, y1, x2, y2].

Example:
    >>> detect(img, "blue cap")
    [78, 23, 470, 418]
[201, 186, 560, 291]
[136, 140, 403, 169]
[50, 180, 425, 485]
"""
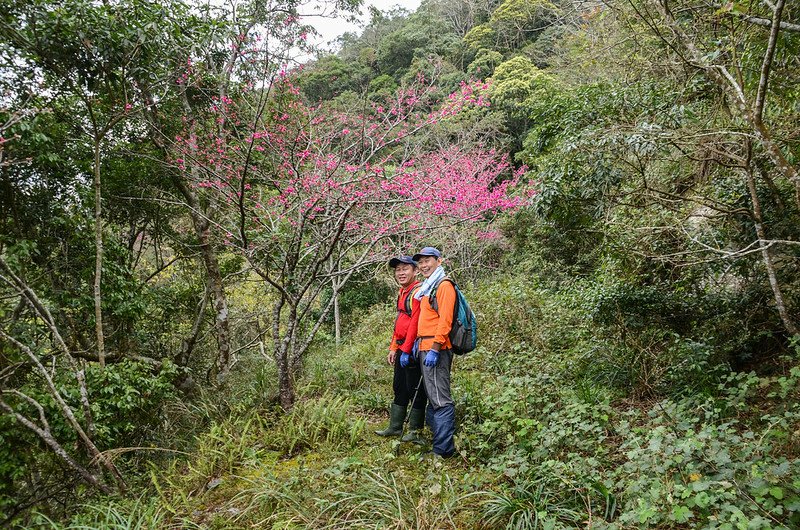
[389, 256, 417, 268]
[412, 247, 442, 261]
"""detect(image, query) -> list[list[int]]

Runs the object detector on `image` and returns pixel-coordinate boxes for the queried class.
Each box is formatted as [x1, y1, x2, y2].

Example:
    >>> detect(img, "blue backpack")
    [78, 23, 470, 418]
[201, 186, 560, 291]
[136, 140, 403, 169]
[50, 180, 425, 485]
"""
[429, 278, 478, 355]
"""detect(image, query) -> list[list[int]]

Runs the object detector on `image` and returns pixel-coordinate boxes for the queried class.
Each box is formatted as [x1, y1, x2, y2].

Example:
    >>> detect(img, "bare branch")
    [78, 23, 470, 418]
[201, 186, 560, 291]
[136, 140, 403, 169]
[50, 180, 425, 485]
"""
[0, 396, 111, 493]
[728, 12, 800, 33]
[646, 0, 800, 202]
[754, 0, 788, 122]
[0, 329, 127, 490]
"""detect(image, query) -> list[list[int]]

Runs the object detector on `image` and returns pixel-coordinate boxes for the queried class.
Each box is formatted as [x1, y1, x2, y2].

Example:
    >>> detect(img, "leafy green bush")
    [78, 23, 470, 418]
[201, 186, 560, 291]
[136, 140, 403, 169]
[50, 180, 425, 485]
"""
[615, 370, 800, 528]
[87, 360, 179, 448]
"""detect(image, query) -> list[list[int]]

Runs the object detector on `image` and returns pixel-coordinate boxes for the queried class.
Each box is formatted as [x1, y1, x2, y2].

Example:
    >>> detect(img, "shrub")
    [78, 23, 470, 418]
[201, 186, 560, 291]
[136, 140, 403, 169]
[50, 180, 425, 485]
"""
[614, 371, 800, 528]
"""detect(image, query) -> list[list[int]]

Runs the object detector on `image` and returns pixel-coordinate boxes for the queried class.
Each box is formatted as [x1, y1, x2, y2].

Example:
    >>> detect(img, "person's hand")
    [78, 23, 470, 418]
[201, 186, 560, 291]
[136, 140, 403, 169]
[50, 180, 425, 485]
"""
[424, 349, 439, 367]
[387, 350, 397, 365]
[399, 352, 410, 367]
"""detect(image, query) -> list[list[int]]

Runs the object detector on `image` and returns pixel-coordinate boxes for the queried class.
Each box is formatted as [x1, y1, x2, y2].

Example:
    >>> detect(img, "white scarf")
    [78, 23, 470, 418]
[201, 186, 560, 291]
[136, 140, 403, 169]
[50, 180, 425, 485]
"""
[414, 266, 446, 300]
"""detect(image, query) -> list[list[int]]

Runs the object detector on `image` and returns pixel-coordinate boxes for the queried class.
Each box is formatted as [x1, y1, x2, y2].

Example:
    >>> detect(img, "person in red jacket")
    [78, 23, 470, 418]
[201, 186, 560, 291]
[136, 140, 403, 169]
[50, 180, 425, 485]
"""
[375, 256, 427, 443]
[412, 246, 456, 458]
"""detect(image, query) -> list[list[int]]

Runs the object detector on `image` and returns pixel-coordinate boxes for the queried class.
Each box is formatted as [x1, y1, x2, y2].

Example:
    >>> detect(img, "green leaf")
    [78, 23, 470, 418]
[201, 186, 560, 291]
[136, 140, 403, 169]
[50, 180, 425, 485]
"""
[769, 487, 784, 500]
[671, 505, 693, 523]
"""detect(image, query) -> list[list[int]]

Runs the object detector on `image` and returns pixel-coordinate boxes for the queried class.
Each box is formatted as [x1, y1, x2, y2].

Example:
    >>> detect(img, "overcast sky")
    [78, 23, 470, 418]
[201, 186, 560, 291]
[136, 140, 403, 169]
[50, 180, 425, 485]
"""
[302, 0, 423, 53]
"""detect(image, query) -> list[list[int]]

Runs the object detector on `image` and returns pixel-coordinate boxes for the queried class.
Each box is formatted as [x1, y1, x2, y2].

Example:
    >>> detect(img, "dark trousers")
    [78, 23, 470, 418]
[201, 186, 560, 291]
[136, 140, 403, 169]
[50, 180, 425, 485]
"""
[392, 356, 427, 410]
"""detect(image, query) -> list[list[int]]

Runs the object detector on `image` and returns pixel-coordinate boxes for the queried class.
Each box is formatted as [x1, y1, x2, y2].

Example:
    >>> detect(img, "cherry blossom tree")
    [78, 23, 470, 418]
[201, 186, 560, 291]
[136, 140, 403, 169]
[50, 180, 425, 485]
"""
[142, 0, 360, 384]
[173, 73, 530, 407]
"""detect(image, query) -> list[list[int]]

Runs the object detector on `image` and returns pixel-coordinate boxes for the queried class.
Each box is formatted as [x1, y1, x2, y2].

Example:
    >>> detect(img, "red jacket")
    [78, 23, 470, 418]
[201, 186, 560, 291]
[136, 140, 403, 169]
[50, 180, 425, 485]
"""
[389, 281, 421, 354]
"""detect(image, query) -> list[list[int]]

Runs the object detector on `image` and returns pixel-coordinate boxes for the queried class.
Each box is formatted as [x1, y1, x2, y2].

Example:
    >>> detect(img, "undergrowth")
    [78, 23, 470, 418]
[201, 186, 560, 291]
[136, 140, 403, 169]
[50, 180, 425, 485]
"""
[40, 276, 800, 529]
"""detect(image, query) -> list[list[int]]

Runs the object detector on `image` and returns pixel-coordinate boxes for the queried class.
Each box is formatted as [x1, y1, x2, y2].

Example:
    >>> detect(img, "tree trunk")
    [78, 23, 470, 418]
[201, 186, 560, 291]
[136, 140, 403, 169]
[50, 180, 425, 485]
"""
[73, 359, 96, 440]
[178, 285, 209, 368]
[201, 226, 232, 385]
[141, 95, 232, 384]
[272, 296, 295, 409]
[276, 352, 294, 410]
[93, 139, 105, 368]
[171, 177, 232, 385]
[333, 278, 341, 348]
[744, 162, 798, 335]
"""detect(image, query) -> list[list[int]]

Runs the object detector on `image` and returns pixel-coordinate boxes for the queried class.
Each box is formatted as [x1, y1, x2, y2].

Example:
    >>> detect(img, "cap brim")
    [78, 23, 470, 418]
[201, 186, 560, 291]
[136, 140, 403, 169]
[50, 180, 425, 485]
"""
[389, 258, 417, 268]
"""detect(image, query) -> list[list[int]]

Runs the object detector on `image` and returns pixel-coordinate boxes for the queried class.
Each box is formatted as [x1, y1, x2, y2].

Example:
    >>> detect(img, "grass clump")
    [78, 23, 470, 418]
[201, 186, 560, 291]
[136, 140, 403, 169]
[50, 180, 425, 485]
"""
[36, 498, 176, 530]
[271, 393, 367, 455]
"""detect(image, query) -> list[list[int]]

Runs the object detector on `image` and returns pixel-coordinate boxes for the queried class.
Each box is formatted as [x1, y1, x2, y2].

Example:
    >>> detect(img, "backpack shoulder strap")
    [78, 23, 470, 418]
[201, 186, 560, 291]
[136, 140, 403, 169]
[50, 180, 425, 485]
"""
[404, 285, 420, 316]
[429, 277, 453, 313]
[430, 277, 451, 296]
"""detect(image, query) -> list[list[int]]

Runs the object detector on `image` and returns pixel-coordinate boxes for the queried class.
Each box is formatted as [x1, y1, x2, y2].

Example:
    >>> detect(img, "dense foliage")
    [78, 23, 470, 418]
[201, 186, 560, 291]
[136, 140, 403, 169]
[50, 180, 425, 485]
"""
[1, 0, 799, 527]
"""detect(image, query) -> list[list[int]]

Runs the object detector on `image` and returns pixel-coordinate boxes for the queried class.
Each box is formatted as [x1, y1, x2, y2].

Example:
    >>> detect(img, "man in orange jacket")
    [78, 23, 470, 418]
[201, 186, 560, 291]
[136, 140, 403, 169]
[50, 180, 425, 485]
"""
[375, 256, 427, 441]
[412, 246, 456, 458]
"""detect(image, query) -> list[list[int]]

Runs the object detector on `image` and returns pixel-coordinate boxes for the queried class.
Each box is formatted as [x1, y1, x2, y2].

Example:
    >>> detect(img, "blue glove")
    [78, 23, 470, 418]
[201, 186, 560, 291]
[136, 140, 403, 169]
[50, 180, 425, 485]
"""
[424, 349, 439, 367]
[399, 352, 410, 368]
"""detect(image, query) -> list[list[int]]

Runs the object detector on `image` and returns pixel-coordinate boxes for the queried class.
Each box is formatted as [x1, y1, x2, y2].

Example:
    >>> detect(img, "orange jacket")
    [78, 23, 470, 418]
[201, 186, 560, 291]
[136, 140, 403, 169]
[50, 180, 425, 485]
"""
[389, 281, 421, 354]
[416, 279, 455, 351]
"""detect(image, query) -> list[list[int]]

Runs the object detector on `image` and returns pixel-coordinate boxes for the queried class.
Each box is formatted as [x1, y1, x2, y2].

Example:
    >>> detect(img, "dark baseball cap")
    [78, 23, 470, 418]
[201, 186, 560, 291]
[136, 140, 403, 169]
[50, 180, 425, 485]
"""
[412, 247, 442, 261]
[389, 256, 418, 268]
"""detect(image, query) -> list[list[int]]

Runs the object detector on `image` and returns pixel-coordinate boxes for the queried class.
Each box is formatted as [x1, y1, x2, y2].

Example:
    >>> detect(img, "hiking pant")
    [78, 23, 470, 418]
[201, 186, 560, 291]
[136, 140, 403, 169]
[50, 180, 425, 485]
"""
[420, 349, 456, 457]
[392, 355, 427, 411]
